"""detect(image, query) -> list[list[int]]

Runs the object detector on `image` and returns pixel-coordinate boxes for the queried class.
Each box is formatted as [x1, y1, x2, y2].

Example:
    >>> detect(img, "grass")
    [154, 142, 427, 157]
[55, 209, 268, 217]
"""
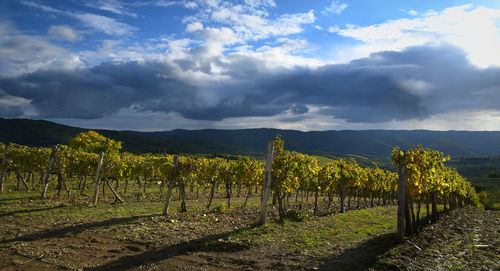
[230, 206, 397, 258]
[3, 185, 475, 270]
[313, 155, 336, 165]
[0, 177, 264, 218]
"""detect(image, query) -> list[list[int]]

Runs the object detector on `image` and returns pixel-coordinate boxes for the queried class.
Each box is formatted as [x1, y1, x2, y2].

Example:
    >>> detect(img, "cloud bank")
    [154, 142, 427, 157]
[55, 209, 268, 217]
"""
[1, 44, 499, 124]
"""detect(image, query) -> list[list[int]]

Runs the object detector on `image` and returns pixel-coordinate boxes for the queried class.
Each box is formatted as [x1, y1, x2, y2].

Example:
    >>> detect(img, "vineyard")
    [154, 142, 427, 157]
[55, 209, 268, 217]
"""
[0, 131, 493, 271]
[0, 132, 479, 220]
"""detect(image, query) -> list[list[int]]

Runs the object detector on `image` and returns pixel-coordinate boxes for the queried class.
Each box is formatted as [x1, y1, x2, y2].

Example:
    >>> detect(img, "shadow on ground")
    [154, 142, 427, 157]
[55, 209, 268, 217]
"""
[0, 214, 154, 244]
[0, 196, 38, 202]
[318, 233, 399, 271]
[0, 205, 64, 217]
[85, 224, 257, 271]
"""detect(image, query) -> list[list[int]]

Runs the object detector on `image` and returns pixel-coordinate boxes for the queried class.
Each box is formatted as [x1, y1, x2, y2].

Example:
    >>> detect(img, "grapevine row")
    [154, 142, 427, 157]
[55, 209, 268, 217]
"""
[0, 132, 479, 224]
[392, 145, 480, 237]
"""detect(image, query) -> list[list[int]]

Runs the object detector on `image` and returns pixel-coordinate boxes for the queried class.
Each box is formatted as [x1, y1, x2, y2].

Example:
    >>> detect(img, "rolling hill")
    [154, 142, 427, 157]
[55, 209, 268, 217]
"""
[0, 118, 255, 155]
[2, 118, 500, 158]
[147, 128, 500, 157]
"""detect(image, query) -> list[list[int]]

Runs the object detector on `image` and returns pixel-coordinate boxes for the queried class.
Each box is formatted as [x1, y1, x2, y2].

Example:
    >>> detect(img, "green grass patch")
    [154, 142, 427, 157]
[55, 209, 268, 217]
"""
[231, 206, 397, 257]
[313, 155, 336, 165]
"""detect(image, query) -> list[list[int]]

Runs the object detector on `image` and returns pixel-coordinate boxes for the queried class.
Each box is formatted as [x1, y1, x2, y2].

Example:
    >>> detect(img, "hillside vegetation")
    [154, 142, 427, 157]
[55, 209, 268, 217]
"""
[3, 118, 500, 157]
[2, 118, 500, 194]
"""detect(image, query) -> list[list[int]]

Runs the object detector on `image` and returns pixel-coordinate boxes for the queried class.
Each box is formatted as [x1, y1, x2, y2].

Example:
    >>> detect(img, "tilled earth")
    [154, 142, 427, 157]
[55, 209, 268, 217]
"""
[373, 208, 500, 271]
[0, 196, 498, 271]
[0, 197, 343, 271]
[0, 205, 263, 270]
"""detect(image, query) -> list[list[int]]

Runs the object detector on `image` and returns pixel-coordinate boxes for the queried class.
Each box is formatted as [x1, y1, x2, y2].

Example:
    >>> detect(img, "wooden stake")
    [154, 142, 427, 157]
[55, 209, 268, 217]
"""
[54, 155, 70, 196]
[0, 145, 8, 192]
[179, 183, 187, 212]
[80, 175, 87, 195]
[163, 155, 178, 215]
[15, 170, 31, 191]
[163, 185, 174, 215]
[41, 146, 58, 199]
[104, 175, 124, 203]
[397, 153, 406, 240]
[405, 185, 413, 236]
[243, 184, 251, 207]
[259, 141, 273, 225]
[92, 152, 104, 205]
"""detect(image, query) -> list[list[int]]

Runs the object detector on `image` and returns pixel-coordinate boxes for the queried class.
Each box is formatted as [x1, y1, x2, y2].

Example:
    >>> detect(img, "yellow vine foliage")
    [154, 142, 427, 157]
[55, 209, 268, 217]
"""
[68, 131, 122, 154]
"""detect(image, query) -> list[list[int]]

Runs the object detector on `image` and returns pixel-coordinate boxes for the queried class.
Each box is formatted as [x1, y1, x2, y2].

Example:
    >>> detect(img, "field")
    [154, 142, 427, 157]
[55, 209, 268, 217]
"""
[0, 184, 498, 271]
[0, 137, 497, 270]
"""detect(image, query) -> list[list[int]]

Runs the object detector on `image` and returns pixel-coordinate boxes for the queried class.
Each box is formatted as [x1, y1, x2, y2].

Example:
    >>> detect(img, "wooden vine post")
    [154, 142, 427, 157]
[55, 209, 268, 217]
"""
[258, 141, 273, 225]
[92, 152, 105, 205]
[0, 144, 9, 192]
[163, 155, 178, 216]
[15, 170, 31, 191]
[397, 151, 406, 240]
[104, 175, 124, 203]
[41, 145, 58, 199]
[54, 155, 70, 196]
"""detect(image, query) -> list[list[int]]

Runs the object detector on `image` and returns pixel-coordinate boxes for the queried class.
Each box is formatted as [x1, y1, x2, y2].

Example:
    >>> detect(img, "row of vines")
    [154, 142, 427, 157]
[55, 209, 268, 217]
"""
[0, 131, 479, 228]
[392, 146, 480, 237]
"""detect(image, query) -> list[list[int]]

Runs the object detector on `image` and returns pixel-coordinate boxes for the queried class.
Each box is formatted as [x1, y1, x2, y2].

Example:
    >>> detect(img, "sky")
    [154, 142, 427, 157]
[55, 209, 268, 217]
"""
[1, 0, 500, 131]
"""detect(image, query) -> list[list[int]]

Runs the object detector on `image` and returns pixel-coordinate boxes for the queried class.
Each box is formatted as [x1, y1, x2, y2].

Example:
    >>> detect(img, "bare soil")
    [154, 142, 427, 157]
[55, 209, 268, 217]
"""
[372, 208, 500, 271]
[0, 194, 497, 271]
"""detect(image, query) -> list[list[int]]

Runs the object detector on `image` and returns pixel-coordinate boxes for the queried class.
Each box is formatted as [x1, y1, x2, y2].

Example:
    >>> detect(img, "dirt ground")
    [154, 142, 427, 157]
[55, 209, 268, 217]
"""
[0, 194, 498, 271]
[373, 208, 500, 271]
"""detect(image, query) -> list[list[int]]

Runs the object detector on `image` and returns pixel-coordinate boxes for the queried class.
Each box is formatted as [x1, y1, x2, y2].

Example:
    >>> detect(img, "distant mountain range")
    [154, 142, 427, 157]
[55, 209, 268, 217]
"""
[2, 118, 500, 158]
[153, 129, 500, 157]
[0, 118, 252, 155]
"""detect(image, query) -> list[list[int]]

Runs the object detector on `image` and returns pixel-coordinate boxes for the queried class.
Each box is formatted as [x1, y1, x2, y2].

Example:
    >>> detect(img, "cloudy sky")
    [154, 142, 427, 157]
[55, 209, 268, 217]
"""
[1, 0, 500, 131]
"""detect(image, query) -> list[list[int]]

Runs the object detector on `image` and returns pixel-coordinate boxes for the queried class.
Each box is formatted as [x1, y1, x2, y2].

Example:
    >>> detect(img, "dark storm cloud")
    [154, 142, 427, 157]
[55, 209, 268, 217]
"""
[254, 63, 423, 122]
[0, 90, 25, 117]
[236, 45, 500, 122]
[0, 61, 197, 119]
[0, 103, 24, 117]
[1, 45, 500, 122]
[0, 107, 22, 117]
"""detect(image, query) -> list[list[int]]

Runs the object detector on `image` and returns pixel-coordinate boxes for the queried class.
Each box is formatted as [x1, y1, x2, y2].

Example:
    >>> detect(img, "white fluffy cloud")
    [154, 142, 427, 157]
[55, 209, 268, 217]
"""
[0, 23, 83, 77]
[322, 1, 348, 15]
[21, 1, 137, 37]
[330, 4, 500, 68]
[163, 0, 319, 80]
[75, 13, 137, 36]
[48, 25, 81, 42]
[408, 10, 418, 16]
[186, 22, 204, 32]
[183, 1, 315, 42]
[86, 0, 137, 17]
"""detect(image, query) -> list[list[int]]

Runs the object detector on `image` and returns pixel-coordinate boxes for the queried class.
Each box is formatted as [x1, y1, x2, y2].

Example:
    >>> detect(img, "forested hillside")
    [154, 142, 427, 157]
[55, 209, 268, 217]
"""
[3, 118, 500, 157]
